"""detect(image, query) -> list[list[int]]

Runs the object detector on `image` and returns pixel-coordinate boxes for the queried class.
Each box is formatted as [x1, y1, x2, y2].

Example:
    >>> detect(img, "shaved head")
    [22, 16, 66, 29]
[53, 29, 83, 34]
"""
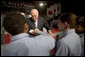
[30, 9, 39, 22]
[30, 9, 39, 15]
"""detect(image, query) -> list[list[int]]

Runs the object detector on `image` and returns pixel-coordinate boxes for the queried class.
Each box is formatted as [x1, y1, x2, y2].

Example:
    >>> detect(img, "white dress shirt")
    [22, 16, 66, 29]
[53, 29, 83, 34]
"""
[34, 20, 38, 29]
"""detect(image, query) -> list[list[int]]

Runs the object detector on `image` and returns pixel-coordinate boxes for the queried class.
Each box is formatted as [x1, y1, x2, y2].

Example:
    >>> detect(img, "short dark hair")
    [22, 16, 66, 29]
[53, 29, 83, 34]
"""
[3, 11, 28, 35]
[75, 17, 84, 33]
[58, 13, 77, 29]
[78, 17, 84, 27]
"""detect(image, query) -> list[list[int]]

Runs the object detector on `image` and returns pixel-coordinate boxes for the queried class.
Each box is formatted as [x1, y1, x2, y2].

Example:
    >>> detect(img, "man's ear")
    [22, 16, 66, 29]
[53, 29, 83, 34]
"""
[64, 22, 68, 27]
[24, 23, 29, 33]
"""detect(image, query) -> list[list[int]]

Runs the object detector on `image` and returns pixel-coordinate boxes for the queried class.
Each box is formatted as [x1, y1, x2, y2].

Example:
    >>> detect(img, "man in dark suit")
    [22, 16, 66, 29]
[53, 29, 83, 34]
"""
[27, 9, 53, 36]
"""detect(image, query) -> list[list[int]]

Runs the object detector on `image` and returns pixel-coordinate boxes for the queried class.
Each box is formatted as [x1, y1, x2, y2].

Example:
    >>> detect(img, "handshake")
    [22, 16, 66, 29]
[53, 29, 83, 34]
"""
[29, 29, 39, 35]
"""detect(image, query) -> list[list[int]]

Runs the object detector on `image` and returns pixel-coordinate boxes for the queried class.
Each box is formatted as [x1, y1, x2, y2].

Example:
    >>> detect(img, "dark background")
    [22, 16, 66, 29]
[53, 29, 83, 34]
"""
[1, 0, 84, 17]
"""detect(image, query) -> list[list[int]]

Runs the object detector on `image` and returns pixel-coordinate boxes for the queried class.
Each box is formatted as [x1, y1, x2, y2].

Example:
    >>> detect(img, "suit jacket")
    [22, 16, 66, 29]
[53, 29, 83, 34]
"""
[27, 16, 50, 31]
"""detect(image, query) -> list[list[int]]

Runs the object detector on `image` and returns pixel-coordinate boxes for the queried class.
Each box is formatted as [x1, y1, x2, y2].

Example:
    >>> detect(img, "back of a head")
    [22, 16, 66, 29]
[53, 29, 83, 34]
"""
[75, 17, 84, 34]
[78, 17, 84, 27]
[3, 11, 27, 36]
[58, 13, 77, 29]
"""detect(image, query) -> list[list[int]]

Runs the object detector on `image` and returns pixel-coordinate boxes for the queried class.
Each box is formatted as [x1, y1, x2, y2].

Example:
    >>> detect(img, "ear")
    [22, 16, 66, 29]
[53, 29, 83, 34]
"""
[24, 23, 29, 33]
[64, 22, 68, 27]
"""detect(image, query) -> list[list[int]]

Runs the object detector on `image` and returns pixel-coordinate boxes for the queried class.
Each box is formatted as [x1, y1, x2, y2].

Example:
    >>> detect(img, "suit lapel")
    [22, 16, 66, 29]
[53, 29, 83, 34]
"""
[31, 19, 36, 29]
[32, 22, 35, 29]
[38, 17, 43, 31]
[38, 17, 40, 29]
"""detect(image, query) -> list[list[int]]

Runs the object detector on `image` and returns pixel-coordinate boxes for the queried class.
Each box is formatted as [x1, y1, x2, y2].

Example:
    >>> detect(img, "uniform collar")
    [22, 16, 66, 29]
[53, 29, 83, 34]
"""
[66, 29, 75, 34]
[11, 33, 30, 42]
[59, 29, 75, 39]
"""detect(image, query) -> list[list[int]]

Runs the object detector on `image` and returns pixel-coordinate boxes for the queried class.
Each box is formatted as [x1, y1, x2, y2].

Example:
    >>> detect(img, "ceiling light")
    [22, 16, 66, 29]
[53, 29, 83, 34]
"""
[39, 3, 44, 7]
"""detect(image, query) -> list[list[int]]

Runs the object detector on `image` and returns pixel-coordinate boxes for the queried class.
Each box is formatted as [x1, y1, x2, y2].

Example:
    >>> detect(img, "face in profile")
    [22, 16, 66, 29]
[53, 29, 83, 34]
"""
[30, 9, 39, 22]
[24, 23, 29, 33]
[57, 19, 67, 31]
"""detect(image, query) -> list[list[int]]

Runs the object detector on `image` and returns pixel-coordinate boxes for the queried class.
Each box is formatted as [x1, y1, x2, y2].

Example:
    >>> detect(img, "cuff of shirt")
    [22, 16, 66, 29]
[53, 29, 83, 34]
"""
[48, 30, 51, 33]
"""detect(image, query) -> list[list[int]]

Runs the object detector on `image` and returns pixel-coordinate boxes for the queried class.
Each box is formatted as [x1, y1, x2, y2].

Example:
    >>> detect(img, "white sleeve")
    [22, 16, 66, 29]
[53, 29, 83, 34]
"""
[34, 30, 55, 51]
[37, 30, 48, 35]
[44, 35, 55, 50]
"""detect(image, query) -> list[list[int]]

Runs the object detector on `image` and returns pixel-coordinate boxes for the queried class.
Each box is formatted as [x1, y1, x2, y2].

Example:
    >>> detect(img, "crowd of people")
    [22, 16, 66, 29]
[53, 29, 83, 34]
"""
[1, 9, 84, 56]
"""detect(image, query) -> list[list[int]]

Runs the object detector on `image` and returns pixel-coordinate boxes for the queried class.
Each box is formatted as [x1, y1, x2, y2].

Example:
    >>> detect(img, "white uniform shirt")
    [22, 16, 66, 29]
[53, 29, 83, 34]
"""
[1, 31, 55, 56]
[55, 29, 81, 56]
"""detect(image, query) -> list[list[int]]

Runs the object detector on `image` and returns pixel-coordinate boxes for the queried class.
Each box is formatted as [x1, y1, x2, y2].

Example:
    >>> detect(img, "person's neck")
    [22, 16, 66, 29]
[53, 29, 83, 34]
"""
[24, 29, 28, 33]
[63, 27, 69, 32]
